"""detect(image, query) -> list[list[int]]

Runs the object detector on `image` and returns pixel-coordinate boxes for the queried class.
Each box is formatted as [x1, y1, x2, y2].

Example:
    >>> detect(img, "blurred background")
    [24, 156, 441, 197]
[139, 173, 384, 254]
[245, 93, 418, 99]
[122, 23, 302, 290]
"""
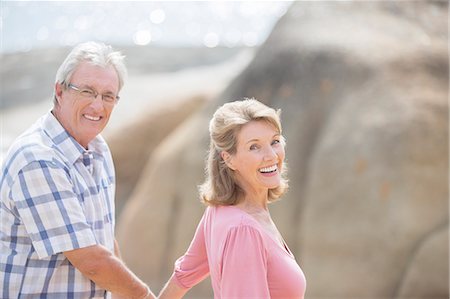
[1, 1, 448, 298]
[1, 0, 291, 158]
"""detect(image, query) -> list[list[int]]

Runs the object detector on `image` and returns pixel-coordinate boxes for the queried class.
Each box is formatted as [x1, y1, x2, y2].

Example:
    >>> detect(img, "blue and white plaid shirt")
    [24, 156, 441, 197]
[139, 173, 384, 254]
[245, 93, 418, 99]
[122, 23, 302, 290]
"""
[0, 111, 116, 298]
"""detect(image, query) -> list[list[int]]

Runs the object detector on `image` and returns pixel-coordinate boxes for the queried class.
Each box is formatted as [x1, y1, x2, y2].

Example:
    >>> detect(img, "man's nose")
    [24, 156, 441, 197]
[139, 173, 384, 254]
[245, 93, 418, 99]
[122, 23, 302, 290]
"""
[90, 94, 104, 110]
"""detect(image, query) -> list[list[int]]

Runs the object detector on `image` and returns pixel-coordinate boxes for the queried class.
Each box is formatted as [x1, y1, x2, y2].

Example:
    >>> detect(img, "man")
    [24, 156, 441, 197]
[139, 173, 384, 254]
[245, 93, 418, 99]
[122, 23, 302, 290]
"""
[0, 42, 154, 298]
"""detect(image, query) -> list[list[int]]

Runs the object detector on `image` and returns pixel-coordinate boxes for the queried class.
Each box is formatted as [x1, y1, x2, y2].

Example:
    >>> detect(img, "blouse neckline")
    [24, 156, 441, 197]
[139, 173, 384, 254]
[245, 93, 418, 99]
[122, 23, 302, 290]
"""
[224, 205, 295, 259]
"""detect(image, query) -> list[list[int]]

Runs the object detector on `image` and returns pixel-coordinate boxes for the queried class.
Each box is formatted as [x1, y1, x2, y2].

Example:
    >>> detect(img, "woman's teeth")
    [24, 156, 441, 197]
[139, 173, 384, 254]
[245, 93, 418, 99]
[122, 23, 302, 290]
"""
[260, 165, 277, 173]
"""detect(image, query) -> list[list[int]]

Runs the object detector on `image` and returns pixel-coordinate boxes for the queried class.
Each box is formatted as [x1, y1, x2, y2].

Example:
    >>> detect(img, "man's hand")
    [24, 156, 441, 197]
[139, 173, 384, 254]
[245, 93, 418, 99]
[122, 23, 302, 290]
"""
[64, 244, 155, 298]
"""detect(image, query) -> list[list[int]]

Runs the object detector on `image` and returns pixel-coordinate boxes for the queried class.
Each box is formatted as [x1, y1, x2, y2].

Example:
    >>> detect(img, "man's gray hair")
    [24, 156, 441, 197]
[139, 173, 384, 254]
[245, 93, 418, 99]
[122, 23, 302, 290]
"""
[53, 41, 127, 106]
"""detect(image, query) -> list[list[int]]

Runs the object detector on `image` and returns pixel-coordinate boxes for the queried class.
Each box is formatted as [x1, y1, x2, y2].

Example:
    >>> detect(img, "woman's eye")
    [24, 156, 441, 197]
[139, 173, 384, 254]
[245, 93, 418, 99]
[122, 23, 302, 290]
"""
[249, 144, 258, 150]
[272, 139, 280, 145]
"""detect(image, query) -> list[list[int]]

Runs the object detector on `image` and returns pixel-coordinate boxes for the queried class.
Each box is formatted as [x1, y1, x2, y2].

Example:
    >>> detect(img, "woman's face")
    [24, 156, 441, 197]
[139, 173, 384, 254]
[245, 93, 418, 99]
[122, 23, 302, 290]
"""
[225, 120, 285, 197]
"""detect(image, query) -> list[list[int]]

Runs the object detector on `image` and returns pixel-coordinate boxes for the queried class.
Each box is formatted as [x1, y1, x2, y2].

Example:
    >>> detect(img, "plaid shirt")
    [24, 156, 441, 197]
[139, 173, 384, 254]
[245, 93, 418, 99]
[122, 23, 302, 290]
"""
[0, 112, 116, 298]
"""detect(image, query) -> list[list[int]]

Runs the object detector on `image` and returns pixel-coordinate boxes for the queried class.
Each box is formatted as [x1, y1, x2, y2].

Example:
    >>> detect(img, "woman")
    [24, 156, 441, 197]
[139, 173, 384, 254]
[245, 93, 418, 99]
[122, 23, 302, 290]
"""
[159, 99, 306, 298]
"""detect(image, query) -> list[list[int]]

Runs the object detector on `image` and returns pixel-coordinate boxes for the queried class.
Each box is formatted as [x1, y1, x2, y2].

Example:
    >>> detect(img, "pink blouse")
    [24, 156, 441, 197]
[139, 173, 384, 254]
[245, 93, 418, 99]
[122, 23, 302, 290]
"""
[171, 205, 306, 298]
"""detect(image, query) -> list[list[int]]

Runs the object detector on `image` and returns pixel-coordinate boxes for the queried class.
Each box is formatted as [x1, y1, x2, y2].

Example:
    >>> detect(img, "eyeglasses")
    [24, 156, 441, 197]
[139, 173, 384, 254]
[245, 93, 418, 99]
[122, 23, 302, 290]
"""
[67, 83, 120, 105]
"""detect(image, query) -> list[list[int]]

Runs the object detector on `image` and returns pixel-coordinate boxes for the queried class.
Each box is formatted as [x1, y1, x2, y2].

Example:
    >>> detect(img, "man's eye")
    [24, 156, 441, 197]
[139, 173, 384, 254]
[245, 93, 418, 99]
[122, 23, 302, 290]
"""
[103, 95, 116, 102]
[80, 89, 95, 97]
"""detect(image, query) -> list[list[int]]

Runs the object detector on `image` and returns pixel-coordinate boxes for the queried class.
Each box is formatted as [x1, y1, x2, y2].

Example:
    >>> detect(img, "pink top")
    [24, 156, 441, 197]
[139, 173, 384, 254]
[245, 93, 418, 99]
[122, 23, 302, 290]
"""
[172, 205, 306, 298]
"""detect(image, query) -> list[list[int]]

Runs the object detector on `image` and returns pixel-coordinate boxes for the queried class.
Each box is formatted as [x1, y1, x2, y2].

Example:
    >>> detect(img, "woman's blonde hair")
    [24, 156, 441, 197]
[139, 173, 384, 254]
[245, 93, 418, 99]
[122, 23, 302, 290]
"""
[199, 98, 288, 206]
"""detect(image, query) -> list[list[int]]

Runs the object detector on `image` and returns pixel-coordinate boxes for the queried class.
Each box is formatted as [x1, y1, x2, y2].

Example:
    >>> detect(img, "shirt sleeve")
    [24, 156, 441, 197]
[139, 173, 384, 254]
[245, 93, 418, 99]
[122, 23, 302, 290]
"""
[10, 160, 98, 259]
[172, 212, 209, 289]
[220, 224, 270, 298]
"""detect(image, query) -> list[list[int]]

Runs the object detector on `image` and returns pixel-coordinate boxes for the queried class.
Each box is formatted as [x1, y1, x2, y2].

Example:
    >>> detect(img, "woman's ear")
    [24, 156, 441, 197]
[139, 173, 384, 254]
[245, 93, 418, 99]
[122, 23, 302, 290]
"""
[221, 151, 235, 170]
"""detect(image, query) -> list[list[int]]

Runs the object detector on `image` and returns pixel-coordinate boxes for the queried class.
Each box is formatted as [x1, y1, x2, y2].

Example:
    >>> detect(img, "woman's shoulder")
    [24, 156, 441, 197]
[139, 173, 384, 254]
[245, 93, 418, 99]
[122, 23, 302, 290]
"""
[208, 206, 268, 253]
[206, 205, 262, 231]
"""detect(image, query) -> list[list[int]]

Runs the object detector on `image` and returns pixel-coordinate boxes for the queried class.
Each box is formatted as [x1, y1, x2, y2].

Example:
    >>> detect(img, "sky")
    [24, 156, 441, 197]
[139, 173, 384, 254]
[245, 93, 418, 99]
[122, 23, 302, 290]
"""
[1, 1, 293, 53]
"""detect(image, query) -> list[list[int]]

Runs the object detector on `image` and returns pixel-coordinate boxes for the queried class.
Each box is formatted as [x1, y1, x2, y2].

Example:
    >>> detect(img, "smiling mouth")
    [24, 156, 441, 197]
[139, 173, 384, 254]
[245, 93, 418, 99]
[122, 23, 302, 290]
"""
[259, 164, 278, 173]
[83, 114, 102, 121]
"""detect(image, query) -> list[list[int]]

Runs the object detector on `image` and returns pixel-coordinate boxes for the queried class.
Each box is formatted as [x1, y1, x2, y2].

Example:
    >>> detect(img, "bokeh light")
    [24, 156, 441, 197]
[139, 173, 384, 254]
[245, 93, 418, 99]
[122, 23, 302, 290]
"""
[133, 30, 152, 46]
[203, 32, 220, 48]
[150, 8, 165, 25]
[1, 1, 293, 53]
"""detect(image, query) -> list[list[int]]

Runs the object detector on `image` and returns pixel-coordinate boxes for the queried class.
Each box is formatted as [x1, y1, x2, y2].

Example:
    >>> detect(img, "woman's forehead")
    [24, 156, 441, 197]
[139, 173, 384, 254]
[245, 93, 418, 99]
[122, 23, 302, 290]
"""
[237, 121, 279, 142]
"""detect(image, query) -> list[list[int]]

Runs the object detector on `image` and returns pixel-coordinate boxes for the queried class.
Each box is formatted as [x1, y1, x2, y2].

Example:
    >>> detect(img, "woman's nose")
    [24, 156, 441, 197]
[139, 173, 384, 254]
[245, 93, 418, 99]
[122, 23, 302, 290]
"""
[264, 146, 277, 161]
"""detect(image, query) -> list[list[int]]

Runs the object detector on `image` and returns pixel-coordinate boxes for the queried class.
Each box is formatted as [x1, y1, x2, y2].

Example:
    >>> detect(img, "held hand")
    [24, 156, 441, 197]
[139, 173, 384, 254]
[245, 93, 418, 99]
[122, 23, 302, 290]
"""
[111, 286, 154, 299]
[141, 286, 156, 299]
[64, 245, 154, 299]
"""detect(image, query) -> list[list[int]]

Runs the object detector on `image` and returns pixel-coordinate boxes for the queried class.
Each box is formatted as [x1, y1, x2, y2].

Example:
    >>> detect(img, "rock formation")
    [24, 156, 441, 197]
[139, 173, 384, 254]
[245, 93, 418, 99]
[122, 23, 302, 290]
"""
[107, 96, 206, 215]
[117, 2, 448, 298]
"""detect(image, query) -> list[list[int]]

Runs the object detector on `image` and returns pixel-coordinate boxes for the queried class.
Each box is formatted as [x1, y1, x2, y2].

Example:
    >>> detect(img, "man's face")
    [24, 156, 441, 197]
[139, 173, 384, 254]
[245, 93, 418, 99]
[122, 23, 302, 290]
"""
[54, 62, 120, 148]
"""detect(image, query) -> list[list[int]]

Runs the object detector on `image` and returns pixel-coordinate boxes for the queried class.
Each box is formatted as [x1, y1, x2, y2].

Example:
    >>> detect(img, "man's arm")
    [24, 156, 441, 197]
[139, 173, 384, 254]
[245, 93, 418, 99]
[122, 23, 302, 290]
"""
[114, 239, 122, 259]
[64, 244, 155, 299]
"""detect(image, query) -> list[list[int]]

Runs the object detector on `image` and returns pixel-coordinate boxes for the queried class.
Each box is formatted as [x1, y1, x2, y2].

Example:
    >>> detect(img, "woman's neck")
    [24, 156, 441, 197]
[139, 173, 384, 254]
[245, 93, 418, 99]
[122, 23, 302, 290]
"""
[236, 194, 269, 214]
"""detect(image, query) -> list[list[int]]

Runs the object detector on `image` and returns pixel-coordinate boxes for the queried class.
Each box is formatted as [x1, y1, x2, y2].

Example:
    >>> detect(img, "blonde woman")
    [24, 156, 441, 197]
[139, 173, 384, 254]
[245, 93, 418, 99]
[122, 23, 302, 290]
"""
[159, 99, 306, 299]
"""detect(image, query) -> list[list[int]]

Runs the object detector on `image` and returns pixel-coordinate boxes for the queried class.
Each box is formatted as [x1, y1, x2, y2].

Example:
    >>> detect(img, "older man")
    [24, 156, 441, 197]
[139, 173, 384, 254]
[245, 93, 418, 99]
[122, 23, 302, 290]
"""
[0, 42, 154, 298]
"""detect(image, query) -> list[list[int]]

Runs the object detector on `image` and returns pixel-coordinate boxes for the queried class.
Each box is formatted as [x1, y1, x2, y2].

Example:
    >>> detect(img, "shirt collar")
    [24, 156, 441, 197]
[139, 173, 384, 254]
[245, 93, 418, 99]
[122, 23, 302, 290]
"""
[42, 111, 108, 165]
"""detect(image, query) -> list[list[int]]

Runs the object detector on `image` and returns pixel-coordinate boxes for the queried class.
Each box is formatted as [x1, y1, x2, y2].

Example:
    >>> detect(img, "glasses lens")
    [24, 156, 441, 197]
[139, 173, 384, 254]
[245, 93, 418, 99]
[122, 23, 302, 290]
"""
[80, 89, 96, 98]
[70, 84, 118, 104]
[103, 95, 117, 103]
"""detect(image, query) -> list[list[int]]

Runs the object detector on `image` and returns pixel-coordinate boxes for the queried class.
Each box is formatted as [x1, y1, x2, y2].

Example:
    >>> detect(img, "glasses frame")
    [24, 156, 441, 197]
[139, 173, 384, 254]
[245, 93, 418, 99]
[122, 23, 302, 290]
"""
[67, 83, 120, 104]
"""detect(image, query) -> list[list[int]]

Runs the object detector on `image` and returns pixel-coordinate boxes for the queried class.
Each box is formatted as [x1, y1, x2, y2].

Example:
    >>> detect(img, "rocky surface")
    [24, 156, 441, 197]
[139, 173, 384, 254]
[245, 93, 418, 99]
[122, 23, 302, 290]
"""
[107, 95, 207, 215]
[117, 2, 448, 298]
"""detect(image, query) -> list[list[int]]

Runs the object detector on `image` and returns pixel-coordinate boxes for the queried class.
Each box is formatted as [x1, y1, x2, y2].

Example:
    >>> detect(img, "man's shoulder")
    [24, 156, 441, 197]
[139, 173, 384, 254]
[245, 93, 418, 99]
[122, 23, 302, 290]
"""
[2, 127, 67, 178]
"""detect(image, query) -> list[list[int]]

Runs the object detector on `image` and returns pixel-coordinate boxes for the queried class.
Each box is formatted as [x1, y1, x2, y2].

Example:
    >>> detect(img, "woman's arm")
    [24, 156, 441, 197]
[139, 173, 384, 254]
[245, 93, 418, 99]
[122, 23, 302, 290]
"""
[158, 274, 190, 299]
[158, 212, 209, 298]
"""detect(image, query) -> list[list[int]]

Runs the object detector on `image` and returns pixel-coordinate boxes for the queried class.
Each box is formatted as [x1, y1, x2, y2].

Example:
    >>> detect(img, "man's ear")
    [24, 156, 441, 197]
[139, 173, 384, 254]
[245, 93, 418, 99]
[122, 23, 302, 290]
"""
[55, 83, 63, 103]
[221, 151, 235, 170]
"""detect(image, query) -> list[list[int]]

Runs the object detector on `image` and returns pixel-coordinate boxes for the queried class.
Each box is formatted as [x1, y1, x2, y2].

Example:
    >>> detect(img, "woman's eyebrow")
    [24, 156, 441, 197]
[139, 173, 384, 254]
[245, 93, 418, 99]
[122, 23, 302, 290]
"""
[245, 134, 280, 144]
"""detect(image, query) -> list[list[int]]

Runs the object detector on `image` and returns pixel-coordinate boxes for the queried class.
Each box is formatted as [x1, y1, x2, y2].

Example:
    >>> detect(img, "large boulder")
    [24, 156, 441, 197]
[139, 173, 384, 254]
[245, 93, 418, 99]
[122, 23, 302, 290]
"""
[106, 96, 206, 215]
[117, 2, 448, 298]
